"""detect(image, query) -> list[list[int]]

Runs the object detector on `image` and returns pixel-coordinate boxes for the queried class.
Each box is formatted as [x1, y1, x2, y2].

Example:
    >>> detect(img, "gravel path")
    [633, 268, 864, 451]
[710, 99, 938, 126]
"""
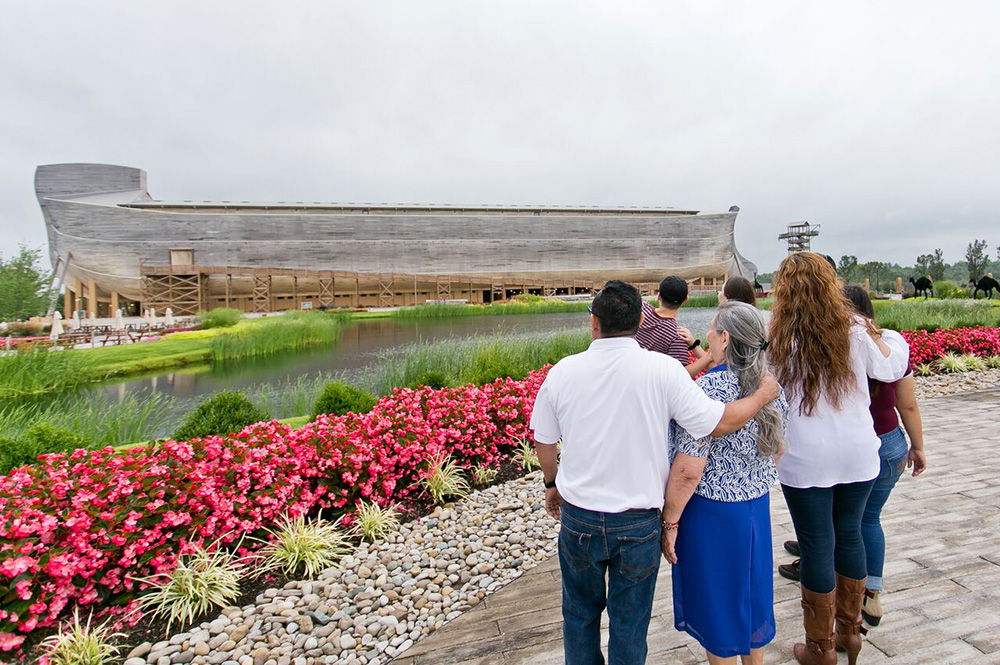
[123, 472, 557, 665]
[120, 370, 997, 665]
[914, 368, 1000, 399]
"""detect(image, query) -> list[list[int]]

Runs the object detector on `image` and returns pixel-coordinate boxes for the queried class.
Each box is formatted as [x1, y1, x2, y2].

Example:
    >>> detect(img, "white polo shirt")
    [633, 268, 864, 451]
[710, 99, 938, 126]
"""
[530, 337, 725, 513]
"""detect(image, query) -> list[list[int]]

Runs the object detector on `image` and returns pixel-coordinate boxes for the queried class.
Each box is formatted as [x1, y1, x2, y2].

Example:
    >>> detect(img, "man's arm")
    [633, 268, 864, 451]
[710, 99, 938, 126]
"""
[534, 439, 561, 520]
[709, 372, 780, 437]
[661, 453, 707, 563]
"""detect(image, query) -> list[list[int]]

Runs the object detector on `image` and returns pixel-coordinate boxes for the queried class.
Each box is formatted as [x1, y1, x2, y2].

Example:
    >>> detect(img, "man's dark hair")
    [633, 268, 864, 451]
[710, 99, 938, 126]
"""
[658, 276, 688, 308]
[591, 280, 642, 336]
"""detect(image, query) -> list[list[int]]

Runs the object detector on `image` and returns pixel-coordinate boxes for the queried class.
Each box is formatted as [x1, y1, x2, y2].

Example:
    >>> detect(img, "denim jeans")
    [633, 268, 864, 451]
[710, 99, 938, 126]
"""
[559, 501, 662, 665]
[861, 427, 909, 591]
[781, 478, 876, 593]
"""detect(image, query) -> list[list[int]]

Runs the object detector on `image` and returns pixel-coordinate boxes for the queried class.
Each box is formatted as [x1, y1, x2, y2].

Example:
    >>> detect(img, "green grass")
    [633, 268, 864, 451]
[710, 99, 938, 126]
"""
[871, 300, 1000, 331]
[0, 348, 100, 398]
[210, 312, 350, 361]
[392, 300, 591, 319]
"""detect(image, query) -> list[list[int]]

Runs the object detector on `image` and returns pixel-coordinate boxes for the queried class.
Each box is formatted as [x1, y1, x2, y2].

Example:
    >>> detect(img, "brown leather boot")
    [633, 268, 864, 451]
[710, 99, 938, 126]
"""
[793, 586, 837, 665]
[835, 574, 866, 665]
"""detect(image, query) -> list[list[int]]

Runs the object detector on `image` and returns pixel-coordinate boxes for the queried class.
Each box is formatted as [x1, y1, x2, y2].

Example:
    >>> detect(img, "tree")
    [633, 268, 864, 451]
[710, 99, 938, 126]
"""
[966, 239, 989, 282]
[915, 249, 945, 281]
[863, 261, 887, 292]
[837, 255, 859, 283]
[0, 247, 51, 321]
[915, 253, 933, 276]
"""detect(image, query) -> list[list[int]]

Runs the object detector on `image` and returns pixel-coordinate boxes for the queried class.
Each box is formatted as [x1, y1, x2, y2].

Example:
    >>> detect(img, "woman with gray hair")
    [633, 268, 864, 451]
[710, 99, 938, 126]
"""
[662, 301, 788, 665]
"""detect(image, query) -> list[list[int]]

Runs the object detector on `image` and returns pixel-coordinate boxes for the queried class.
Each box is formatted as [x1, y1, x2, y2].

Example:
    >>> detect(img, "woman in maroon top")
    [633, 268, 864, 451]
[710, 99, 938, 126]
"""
[782, 285, 928, 630]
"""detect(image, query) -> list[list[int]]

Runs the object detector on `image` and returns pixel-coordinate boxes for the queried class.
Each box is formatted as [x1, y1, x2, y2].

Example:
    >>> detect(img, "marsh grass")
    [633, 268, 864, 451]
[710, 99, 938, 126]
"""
[210, 312, 350, 361]
[392, 300, 591, 319]
[363, 329, 591, 394]
[0, 348, 99, 398]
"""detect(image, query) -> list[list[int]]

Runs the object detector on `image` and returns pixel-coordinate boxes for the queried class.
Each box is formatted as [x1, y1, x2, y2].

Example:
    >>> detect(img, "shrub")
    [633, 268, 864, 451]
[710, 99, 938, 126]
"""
[0, 423, 88, 473]
[409, 371, 451, 390]
[512, 293, 544, 303]
[197, 308, 242, 329]
[255, 515, 351, 578]
[40, 611, 123, 665]
[420, 453, 471, 505]
[173, 391, 269, 440]
[312, 381, 377, 419]
[134, 545, 244, 632]
[351, 501, 400, 542]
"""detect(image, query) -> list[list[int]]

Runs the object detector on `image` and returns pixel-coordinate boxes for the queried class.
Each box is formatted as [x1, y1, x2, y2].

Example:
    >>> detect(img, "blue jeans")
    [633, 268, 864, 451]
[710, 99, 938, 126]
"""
[559, 501, 662, 665]
[781, 478, 876, 593]
[861, 427, 909, 591]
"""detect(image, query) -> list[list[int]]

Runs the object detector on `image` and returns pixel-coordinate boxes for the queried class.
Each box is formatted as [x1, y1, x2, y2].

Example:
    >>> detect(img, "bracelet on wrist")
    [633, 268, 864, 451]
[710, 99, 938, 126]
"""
[661, 520, 679, 531]
[543, 478, 557, 489]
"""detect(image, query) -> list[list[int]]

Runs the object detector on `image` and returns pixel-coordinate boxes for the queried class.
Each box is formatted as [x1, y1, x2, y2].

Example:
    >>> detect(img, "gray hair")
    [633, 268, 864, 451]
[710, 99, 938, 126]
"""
[713, 301, 785, 457]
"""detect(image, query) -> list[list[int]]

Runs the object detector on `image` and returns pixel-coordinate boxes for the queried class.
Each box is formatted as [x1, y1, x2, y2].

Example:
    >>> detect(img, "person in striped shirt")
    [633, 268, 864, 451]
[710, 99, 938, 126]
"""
[635, 275, 713, 377]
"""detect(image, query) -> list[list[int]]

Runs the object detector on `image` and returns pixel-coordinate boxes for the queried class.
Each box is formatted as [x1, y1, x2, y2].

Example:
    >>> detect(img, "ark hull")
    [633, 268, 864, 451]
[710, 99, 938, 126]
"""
[36, 163, 757, 314]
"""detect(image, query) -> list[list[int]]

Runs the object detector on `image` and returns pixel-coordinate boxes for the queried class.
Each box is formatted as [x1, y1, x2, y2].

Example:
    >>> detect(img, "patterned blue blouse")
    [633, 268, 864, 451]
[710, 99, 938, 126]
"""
[671, 365, 789, 502]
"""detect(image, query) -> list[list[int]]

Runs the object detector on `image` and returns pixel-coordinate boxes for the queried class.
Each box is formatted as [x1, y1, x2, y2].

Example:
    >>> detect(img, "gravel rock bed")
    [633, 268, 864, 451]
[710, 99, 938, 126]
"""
[123, 471, 557, 665]
[914, 369, 1000, 399]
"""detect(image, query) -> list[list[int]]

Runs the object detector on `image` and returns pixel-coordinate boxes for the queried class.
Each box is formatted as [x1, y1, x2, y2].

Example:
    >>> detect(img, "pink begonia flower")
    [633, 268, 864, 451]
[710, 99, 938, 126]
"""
[0, 557, 35, 578]
[0, 633, 25, 651]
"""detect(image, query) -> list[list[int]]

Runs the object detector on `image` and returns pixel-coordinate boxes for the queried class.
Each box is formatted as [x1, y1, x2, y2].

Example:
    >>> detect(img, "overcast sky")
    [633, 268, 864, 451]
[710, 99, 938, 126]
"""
[2, 0, 997, 273]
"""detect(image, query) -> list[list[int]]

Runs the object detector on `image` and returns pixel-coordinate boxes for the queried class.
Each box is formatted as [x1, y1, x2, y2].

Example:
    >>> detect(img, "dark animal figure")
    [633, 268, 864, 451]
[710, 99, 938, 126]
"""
[909, 276, 933, 298]
[753, 277, 764, 291]
[970, 276, 1000, 299]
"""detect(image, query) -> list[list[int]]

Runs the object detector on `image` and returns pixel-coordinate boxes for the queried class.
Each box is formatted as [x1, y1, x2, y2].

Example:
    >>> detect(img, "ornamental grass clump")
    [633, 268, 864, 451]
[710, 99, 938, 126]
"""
[134, 545, 245, 632]
[913, 363, 934, 377]
[255, 515, 351, 578]
[351, 501, 400, 542]
[964, 354, 987, 371]
[987, 355, 1000, 369]
[513, 437, 540, 471]
[935, 353, 969, 373]
[472, 465, 499, 484]
[421, 453, 470, 505]
[39, 611, 123, 665]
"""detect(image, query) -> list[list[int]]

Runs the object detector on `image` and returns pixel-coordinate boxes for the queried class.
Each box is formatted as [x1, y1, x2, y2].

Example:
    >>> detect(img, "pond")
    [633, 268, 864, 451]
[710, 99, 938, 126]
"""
[95, 307, 722, 404]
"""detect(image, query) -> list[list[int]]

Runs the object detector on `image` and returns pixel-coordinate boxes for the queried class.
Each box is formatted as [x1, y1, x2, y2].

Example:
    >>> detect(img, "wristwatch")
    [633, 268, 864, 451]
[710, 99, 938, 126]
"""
[688, 339, 701, 350]
[544, 478, 557, 489]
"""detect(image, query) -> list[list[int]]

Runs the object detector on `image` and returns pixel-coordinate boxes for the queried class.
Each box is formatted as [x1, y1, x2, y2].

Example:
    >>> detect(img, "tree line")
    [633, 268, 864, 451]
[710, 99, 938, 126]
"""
[760, 239, 999, 292]
[0, 247, 51, 322]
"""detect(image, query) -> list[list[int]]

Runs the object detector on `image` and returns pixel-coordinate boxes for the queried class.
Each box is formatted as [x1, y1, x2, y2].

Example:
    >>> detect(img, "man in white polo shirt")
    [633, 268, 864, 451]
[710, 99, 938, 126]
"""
[531, 280, 779, 665]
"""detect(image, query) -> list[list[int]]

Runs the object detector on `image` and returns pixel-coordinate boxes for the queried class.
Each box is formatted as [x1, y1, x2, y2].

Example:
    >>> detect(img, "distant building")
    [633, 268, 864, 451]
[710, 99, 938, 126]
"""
[36, 163, 758, 315]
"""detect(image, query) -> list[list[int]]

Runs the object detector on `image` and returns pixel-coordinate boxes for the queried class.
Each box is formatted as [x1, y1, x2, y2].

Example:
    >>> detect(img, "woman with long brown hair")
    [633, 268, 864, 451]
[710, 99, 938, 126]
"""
[769, 253, 909, 665]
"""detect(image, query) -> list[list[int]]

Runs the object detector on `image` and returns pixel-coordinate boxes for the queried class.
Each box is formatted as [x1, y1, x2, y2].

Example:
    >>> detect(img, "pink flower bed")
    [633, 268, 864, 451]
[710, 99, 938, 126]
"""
[0, 369, 548, 651]
[900, 326, 1000, 365]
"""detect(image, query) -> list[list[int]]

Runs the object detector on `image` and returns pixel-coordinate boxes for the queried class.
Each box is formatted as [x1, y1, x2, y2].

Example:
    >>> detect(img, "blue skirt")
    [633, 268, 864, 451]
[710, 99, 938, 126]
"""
[672, 492, 776, 657]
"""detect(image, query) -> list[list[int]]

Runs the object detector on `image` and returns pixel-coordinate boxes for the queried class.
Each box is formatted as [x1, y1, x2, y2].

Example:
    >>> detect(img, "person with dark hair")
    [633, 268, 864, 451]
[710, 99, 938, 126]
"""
[769, 254, 909, 665]
[719, 276, 757, 307]
[780, 285, 928, 631]
[530, 280, 781, 665]
[636, 275, 712, 377]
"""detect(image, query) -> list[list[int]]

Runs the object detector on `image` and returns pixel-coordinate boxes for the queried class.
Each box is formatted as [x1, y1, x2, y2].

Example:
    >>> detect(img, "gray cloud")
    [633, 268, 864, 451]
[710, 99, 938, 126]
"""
[2, 0, 998, 272]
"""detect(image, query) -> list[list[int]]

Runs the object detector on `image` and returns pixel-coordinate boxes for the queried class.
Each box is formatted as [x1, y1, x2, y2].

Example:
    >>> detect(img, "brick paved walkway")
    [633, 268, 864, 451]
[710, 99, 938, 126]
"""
[393, 389, 1000, 664]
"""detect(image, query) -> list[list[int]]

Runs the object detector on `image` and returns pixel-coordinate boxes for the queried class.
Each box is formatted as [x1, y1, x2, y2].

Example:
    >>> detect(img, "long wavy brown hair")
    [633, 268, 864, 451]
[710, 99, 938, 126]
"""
[769, 252, 856, 415]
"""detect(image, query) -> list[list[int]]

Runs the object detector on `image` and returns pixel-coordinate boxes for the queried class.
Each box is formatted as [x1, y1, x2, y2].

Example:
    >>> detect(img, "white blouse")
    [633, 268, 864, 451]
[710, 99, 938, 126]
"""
[777, 323, 910, 489]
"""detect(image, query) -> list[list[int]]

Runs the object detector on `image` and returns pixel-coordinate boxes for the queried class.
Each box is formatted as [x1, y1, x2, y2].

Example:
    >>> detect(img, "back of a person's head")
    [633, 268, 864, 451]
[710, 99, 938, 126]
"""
[722, 276, 757, 306]
[658, 276, 688, 308]
[843, 285, 875, 320]
[769, 252, 855, 415]
[713, 301, 784, 456]
[592, 280, 642, 336]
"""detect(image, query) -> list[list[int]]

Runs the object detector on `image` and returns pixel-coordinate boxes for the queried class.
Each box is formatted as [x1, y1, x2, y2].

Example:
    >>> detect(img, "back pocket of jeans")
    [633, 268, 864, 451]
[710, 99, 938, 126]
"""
[559, 522, 592, 571]
[618, 528, 660, 583]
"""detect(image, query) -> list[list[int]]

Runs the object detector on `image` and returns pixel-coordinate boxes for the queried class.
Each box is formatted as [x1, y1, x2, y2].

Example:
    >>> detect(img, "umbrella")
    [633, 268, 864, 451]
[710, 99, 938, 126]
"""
[49, 312, 64, 340]
[164, 308, 175, 326]
[113, 309, 125, 330]
[88, 312, 97, 328]
[67, 311, 80, 330]
[148, 307, 157, 324]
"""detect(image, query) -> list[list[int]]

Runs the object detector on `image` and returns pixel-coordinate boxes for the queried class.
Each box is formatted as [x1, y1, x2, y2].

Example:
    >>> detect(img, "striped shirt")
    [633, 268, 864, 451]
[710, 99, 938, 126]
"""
[635, 301, 690, 365]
